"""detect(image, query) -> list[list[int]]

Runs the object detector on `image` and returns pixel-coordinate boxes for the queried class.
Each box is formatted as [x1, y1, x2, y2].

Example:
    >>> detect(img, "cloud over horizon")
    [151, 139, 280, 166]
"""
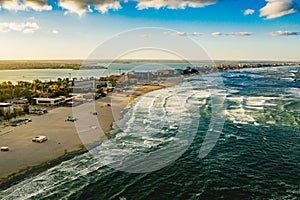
[211, 32, 222, 36]
[192, 32, 202, 36]
[0, 21, 39, 33]
[269, 30, 300, 36]
[260, 0, 298, 19]
[52, 29, 59, 34]
[164, 31, 187, 36]
[226, 32, 253, 37]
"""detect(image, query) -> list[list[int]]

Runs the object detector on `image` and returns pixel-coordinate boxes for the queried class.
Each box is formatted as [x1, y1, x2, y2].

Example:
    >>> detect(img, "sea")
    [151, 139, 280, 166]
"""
[0, 65, 300, 199]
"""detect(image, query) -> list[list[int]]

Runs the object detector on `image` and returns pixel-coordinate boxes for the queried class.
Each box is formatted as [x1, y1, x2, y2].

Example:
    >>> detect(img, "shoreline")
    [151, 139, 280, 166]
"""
[1, 64, 292, 190]
[0, 147, 87, 190]
[0, 81, 179, 189]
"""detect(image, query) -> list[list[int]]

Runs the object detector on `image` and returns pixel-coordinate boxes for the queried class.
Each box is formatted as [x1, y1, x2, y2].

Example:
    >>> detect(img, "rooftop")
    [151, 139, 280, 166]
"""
[0, 103, 12, 107]
[33, 97, 63, 101]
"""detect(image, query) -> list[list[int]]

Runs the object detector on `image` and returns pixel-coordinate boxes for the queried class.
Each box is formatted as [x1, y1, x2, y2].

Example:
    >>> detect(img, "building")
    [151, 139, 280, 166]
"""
[73, 80, 96, 93]
[34, 97, 64, 106]
[135, 71, 151, 80]
[156, 69, 178, 77]
[0, 103, 14, 114]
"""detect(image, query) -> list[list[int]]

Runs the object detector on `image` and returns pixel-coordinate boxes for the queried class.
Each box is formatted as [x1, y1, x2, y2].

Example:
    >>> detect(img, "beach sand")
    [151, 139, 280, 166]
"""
[0, 107, 83, 184]
[0, 81, 179, 185]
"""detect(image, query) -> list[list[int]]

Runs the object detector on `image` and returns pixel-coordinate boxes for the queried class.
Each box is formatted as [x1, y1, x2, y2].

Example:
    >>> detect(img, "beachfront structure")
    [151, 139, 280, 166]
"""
[133, 71, 151, 81]
[127, 70, 178, 82]
[73, 80, 96, 92]
[0, 102, 14, 114]
[109, 74, 128, 82]
[33, 97, 64, 106]
[154, 70, 178, 77]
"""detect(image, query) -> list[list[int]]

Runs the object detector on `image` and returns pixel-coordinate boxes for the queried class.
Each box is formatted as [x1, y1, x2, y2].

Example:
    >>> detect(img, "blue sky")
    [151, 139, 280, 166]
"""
[0, 0, 299, 61]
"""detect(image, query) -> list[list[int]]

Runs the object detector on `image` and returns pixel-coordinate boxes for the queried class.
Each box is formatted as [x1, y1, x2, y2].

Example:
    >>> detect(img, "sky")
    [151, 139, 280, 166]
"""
[0, 0, 299, 61]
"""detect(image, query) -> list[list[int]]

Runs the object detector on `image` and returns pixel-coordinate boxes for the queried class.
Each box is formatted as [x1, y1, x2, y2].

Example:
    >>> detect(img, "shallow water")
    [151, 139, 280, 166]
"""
[1, 66, 300, 199]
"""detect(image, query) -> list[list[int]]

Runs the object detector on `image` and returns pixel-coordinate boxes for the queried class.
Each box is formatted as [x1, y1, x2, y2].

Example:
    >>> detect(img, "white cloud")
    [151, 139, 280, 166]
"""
[192, 32, 202, 36]
[22, 22, 39, 33]
[52, 30, 59, 34]
[0, 0, 219, 16]
[211, 32, 222, 36]
[165, 31, 187, 36]
[244, 9, 255, 15]
[226, 32, 253, 37]
[0, 0, 25, 11]
[135, 0, 217, 10]
[0, 22, 39, 33]
[24, 0, 52, 11]
[260, 0, 298, 19]
[94, 1, 121, 13]
[269, 30, 300, 36]
[59, 0, 86, 16]
[0, 0, 52, 12]
[0, 23, 10, 32]
[58, 0, 122, 16]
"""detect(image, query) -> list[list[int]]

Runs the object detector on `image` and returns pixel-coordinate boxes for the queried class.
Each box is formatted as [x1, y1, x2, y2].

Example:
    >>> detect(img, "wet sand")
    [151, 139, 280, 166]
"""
[0, 82, 179, 185]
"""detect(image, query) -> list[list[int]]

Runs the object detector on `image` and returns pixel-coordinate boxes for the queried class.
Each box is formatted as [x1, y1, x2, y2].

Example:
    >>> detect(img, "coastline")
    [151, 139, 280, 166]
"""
[0, 81, 179, 189]
[0, 147, 88, 190]
[129, 85, 166, 105]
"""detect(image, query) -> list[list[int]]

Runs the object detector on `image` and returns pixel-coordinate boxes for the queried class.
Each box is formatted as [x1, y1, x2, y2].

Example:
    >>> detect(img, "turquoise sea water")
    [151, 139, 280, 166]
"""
[1, 66, 300, 199]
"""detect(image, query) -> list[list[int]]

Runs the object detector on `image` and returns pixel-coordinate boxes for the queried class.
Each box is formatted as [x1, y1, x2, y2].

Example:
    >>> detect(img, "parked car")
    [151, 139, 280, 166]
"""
[10, 118, 31, 126]
[1, 146, 9, 151]
[67, 117, 77, 122]
[32, 136, 48, 143]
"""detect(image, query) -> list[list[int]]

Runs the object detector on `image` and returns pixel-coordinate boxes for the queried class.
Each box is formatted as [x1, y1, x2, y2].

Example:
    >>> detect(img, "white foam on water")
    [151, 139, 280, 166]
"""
[193, 91, 211, 99]
[227, 96, 244, 103]
[228, 89, 240, 94]
[225, 95, 282, 125]
[245, 106, 264, 110]
[1, 151, 106, 200]
[225, 134, 245, 140]
[266, 121, 276, 125]
[280, 77, 295, 81]
[225, 107, 256, 124]
[245, 96, 277, 107]
[253, 122, 260, 126]
[8, 71, 294, 198]
[286, 88, 300, 97]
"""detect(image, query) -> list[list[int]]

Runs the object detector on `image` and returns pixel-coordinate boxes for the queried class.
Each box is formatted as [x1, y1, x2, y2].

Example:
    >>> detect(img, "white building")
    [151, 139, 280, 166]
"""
[156, 70, 177, 77]
[0, 103, 14, 114]
[73, 80, 96, 91]
[34, 97, 64, 106]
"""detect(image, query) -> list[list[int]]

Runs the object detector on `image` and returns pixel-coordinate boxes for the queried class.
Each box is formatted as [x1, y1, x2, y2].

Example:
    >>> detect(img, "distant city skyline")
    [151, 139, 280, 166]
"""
[0, 0, 299, 61]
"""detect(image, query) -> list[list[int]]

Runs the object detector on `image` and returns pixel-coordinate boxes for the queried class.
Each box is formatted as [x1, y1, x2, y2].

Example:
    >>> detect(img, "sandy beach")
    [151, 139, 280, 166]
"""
[0, 82, 178, 186]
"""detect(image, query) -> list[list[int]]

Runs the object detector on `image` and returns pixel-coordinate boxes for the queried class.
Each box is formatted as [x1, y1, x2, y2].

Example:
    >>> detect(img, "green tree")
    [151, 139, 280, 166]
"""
[23, 104, 30, 114]
[4, 113, 11, 121]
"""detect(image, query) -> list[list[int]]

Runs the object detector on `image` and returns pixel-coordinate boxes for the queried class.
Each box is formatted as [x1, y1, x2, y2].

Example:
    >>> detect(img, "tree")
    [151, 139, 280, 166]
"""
[4, 113, 11, 121]
[23, 104, 30, 114]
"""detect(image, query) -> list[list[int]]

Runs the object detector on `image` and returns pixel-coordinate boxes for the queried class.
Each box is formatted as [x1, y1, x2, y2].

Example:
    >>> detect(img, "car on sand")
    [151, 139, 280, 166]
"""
[32, 136, 48, 143]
